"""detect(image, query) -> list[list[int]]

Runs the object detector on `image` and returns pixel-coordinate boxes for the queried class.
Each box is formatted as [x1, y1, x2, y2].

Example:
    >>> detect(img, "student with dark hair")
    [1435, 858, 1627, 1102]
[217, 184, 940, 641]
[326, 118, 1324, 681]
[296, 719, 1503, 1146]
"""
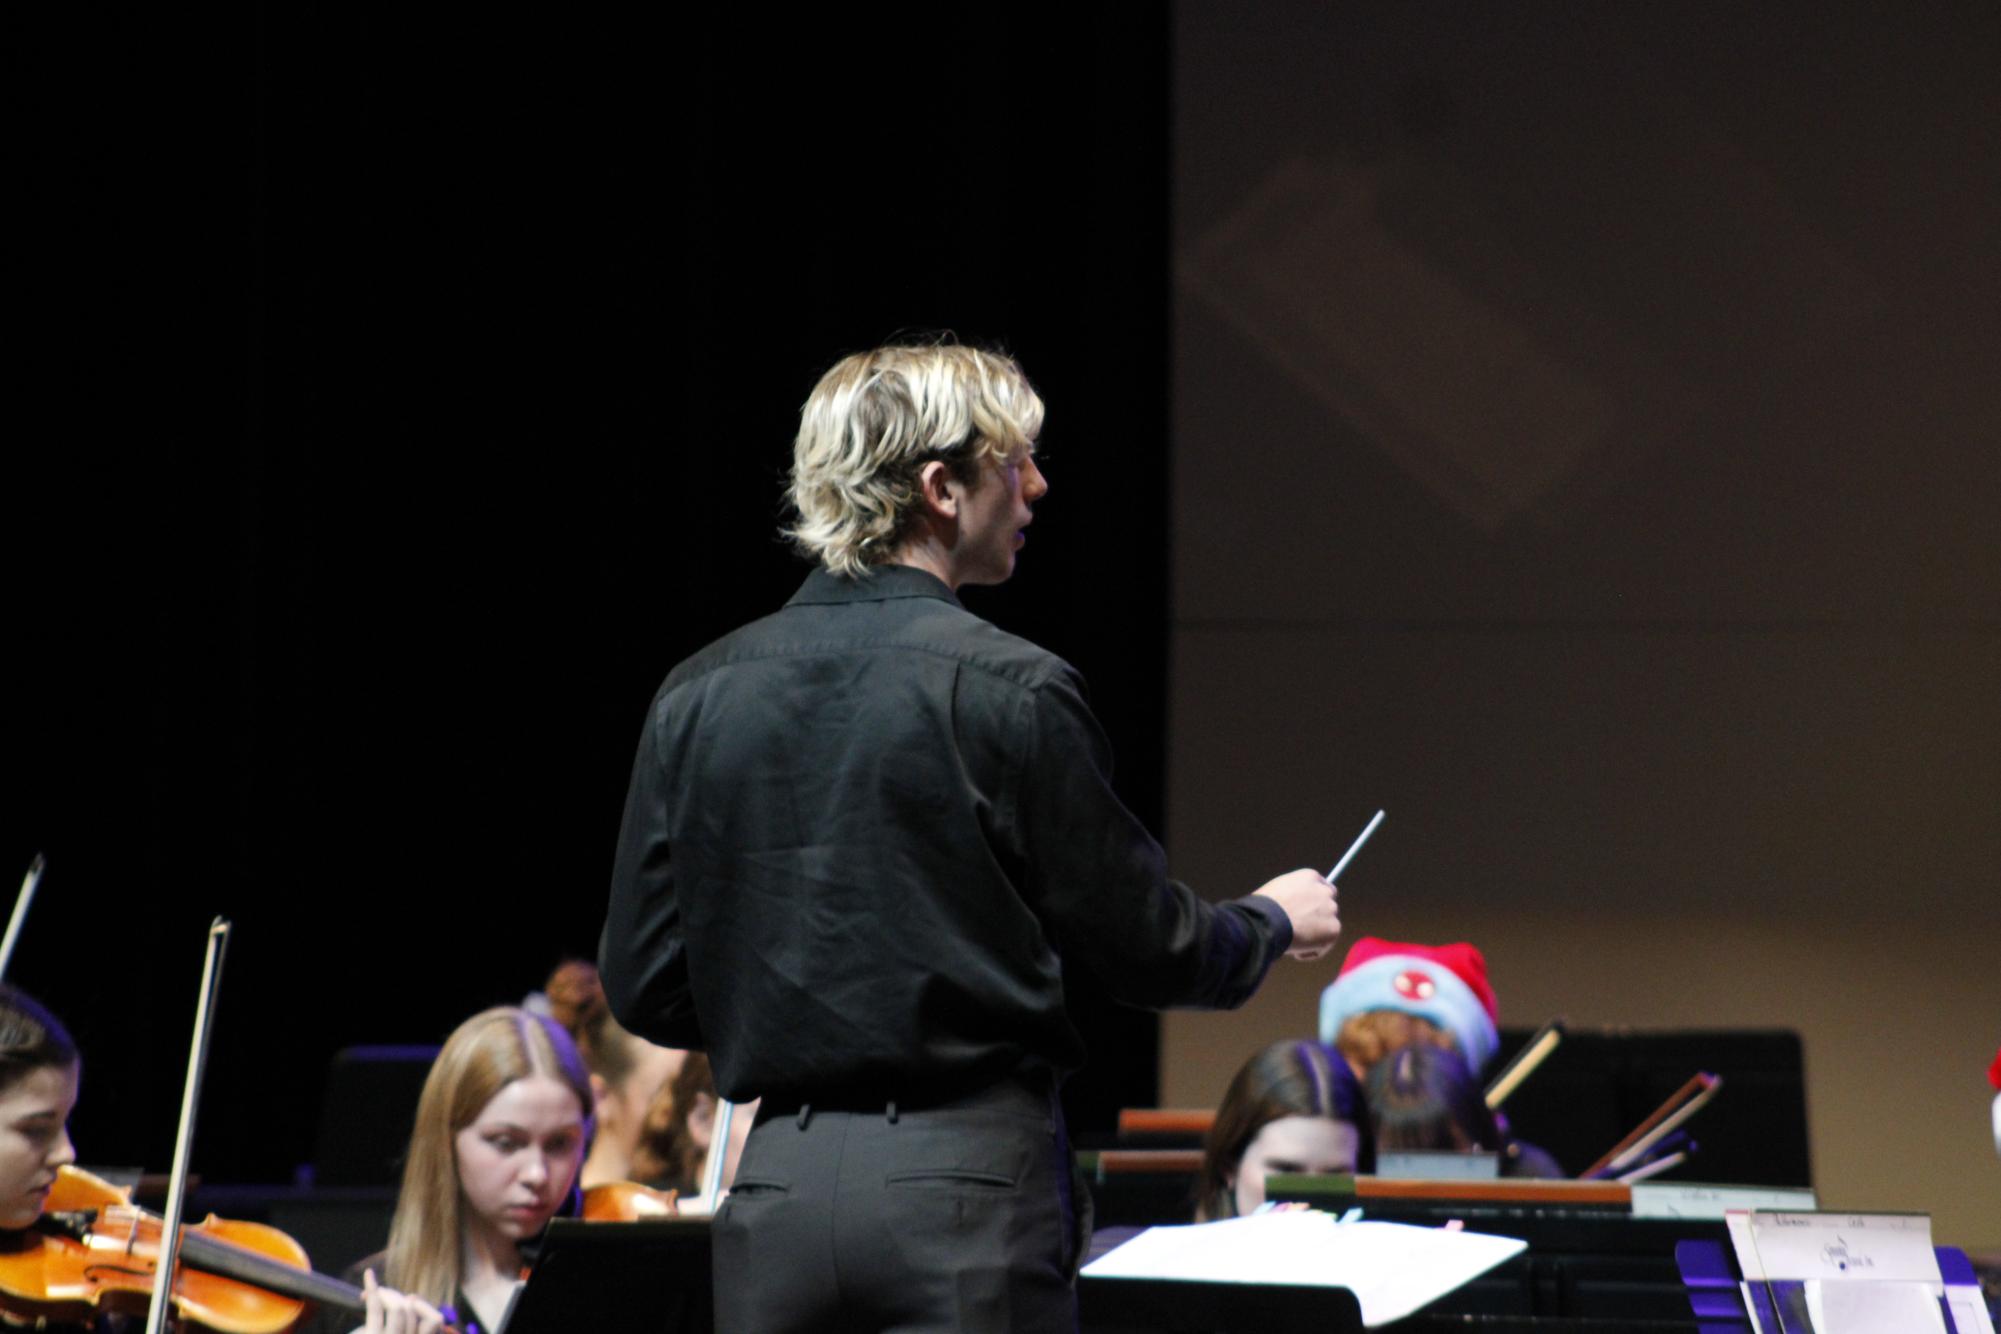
[1367, 1043, 1563, 1178]
[1319, 936, 1565, 1178]
[0, 984, 80, 1235]
[1367, 1042, 1501, 1153]
[0, 985, 116, 1332]
[1195, 1040, 1372, 1221]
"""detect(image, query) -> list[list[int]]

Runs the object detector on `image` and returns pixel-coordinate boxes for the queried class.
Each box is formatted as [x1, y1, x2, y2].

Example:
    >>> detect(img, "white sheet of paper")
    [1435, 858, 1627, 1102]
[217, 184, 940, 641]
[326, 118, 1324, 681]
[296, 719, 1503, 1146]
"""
[1948, 1286, 1999, 1334]
[1080, 1212, 1526, 1328]
[1746, 1212, 1939, 1284]
[1631, 1182, 1816, 1219]
[1738, 1281, 1766, 1334]
[1729, 1211, 1766, 1280]
[1805, 1278, 1945, 1334]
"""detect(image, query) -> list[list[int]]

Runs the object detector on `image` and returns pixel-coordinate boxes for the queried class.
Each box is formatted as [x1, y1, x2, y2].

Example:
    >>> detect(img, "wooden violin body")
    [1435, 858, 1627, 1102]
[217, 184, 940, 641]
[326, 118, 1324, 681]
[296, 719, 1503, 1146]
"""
[580, 1179, 678, 1221]
[0, 1165, 362, 1333]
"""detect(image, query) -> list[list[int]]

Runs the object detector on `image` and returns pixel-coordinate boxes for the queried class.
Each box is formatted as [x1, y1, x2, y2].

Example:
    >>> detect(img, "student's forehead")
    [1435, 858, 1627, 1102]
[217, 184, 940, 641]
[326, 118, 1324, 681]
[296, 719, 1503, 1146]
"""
[0, 1062, 79, 1115]
[472, 1074, 585, 1124]
[1251, 1115, 1353, 1155]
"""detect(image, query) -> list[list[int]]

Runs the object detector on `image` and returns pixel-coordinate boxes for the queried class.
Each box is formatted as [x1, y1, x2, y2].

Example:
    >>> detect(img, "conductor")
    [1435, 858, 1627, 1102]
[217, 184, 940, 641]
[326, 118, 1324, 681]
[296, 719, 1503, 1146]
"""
[600, 341, 1342, 1332]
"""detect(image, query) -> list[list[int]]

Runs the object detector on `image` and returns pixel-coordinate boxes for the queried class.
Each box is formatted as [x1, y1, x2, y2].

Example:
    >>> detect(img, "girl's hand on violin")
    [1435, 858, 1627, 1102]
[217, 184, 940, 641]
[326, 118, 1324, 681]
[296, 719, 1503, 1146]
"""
[359, 1267, 446, 1334]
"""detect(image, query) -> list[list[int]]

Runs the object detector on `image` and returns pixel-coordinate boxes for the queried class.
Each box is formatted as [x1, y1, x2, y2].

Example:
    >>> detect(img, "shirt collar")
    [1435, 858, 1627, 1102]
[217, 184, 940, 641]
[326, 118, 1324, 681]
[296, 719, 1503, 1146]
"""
[787, 563, 961, 608]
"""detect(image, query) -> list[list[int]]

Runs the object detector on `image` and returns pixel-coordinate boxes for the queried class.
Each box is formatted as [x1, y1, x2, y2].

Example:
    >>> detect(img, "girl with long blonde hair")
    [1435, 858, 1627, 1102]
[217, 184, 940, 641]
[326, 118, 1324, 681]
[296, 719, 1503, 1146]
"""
[373, 1007, 592, 1334]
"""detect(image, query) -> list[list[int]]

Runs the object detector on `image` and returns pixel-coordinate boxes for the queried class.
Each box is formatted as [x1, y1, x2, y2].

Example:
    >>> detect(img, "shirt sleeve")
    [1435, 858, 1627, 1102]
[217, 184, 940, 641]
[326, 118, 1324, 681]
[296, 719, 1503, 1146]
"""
[1012, 664, 1292, 1010]
[599, 697, 708, 1051]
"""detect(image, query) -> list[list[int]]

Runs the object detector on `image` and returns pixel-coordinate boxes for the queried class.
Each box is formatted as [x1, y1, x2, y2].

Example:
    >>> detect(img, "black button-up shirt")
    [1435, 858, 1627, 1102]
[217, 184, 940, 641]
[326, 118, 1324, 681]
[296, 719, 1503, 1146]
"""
[600, 564, 1292, 1106]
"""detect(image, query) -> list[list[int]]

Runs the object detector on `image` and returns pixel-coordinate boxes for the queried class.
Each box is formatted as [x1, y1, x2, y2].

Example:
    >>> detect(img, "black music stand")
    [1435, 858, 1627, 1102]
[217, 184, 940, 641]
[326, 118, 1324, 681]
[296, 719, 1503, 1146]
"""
[500, 1217, 713, 1334]
[1079, 1275, 1365, 1333]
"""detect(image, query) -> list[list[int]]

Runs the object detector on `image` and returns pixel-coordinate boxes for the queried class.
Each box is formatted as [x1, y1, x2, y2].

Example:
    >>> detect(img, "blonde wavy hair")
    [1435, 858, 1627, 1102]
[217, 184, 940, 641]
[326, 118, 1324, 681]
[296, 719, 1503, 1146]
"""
[382, 1007, 593, 1308]
[787, 342, 1044, 577]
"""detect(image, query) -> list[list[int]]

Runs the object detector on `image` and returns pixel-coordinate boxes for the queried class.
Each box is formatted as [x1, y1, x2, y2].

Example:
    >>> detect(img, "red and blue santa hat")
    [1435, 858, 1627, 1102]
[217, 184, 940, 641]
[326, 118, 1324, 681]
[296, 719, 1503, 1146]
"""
[1318, 937, 1501, 1073]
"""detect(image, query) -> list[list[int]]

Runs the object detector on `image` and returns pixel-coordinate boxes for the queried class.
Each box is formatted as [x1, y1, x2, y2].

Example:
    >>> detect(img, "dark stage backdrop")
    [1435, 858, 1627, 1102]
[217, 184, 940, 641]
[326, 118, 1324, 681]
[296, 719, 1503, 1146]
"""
[11, 9, 1170, 1183]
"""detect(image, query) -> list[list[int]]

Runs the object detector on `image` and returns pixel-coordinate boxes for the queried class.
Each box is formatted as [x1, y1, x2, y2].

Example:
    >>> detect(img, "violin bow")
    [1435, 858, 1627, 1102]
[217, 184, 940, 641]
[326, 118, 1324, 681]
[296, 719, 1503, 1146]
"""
[1484, 1017, 1566, 1111]
[1602, 1073, 1720, 1175]
[1580, 1071, 1721, 1180]
[143, 917, 232, 1334]
[0, 854, 47, 981]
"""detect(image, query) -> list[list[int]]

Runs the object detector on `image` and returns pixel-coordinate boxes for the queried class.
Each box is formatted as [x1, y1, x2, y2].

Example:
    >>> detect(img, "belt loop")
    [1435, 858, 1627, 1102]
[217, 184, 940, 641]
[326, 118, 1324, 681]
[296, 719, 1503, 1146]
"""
[797, 1103, 812, 1130]
[886, 1100, 899, 1124]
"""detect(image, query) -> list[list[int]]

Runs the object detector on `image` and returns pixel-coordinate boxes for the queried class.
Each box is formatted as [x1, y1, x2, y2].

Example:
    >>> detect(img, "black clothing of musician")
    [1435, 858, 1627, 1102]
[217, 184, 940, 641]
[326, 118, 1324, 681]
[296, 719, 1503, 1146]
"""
[601, 565, 1293, 1103]
[601, 564, 1292, 1330]
[600, 344, 1323, 1333]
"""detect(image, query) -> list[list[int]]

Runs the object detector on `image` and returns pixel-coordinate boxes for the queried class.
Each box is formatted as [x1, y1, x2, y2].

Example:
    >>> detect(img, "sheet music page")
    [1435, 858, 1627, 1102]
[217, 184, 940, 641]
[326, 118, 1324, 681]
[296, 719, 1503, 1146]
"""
[1632, 1182, 1816, 1218]
[1737, 1281, 1767, 1334]
[1081, 1211, 1525, 1327]
[1804, 1279, 1945, 1334]
[1947, 1285, 1999, 1334]
[1746, 1212, 1940, 1284]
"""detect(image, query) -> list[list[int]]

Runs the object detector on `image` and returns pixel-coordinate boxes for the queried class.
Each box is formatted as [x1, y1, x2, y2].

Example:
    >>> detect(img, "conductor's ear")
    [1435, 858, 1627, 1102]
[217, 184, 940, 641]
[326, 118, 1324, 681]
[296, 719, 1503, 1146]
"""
[915, 459, 960, 520]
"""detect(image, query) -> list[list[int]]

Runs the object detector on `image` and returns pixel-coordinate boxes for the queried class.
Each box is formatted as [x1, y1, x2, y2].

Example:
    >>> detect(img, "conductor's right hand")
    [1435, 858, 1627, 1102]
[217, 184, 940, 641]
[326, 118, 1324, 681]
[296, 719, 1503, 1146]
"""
[1252, 869, 1342, 961]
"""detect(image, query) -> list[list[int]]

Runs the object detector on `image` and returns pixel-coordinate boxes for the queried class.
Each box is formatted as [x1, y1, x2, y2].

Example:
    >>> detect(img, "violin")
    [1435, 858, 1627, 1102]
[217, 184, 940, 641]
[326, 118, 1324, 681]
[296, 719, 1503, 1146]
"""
[0, 1164, 433, 1333]
[579, 1180, 678, 1221]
